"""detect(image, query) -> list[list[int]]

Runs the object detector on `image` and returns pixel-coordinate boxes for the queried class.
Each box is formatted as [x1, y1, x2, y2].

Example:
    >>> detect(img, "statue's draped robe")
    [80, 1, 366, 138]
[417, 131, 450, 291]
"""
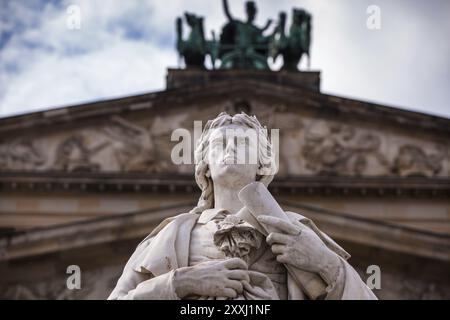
[108, 210, 377, 300]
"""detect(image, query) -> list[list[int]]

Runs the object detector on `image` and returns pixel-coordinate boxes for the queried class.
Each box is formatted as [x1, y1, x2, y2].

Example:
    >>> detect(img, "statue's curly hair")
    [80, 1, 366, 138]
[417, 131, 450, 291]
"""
[190, 112, 277, 214]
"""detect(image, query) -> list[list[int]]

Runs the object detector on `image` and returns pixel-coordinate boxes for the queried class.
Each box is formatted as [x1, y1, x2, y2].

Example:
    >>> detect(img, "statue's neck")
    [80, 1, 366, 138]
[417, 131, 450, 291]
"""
[213, 183, 246, 214]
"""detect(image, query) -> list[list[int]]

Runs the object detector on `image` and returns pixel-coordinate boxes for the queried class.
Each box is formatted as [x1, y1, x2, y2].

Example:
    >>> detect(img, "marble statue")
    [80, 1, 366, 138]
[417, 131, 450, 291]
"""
[108, 112, 377, 300]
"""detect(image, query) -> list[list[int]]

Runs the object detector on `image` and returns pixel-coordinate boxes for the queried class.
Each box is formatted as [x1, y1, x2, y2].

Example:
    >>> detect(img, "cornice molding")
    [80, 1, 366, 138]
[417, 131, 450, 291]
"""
[1, 76, 449, 136]
[0, 203, 194, 262]
[1, 199, 448, 263]
[281, 201, 450, 262]
[0, 172, 449, 197]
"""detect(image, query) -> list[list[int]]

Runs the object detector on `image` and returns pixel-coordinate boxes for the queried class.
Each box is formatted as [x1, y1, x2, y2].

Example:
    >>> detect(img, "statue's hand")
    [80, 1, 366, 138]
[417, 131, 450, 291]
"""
[258, 215, 342, 284]
[173, 258, 249, 299]
[263, 19, 273, 31]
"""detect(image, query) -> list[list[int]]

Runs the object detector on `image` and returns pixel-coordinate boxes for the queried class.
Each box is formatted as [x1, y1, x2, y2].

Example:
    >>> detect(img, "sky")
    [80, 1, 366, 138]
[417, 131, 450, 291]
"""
[0, 0, 449, 119]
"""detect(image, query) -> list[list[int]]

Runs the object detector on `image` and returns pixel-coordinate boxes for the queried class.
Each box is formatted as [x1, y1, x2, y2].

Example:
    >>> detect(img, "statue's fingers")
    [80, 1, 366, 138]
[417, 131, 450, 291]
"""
[266, 232, 290, 245]
[271, 244, 286, 255]
[258, 215, 300, 235]
[225, 280, 244, 294]
[291, 218, 309, 231]
[276, 254, 289, 265]
[224, 257, 248, 270]
[227, 270, 250, 283]
[221, 288, 238, 299]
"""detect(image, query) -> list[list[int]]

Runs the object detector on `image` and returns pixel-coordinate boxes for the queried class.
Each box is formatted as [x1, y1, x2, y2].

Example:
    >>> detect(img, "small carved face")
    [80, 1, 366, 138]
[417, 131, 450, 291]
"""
[207, 124, 259, 187]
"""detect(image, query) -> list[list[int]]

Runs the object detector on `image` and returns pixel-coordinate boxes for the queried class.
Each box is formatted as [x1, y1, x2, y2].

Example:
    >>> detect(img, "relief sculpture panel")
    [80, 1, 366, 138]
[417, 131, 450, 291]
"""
[0, 140, 46, 171]
[54, 134, 106, 172]
[0, 108, 448, 178]
[300, 121, 389, 176]
[392, 144, 446, 177]
[100, 116, 169, 173]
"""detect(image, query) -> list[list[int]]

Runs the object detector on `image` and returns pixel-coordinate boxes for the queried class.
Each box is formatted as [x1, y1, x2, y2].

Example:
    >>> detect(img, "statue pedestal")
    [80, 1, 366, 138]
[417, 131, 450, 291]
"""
[166, 68, 321, 92]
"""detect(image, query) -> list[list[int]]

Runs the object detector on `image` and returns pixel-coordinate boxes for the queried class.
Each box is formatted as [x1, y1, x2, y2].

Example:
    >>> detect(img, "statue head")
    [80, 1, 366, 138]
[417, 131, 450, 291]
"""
[191, 112, 277, 214]
[184, 12, 203, 28]
[292, 8, 306, 25]
[279, 12, 287, 24]
[245, 1, 257, 23]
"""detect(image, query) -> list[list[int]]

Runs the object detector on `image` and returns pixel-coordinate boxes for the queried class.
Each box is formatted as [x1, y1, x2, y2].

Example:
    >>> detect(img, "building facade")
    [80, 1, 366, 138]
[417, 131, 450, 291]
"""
[0, 69, 449, 299]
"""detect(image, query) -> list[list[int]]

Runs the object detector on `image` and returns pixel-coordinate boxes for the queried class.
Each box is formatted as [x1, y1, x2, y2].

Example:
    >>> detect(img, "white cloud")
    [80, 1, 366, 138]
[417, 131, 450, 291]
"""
[0, 41, 176, 114]
[0, 0, 449, 118]
[0, 0, 177, 115]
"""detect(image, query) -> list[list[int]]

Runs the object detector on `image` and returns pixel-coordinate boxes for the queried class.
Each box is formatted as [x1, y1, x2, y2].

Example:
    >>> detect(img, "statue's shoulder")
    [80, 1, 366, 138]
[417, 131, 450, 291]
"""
[123, 212, 199, 275]
[137, 212, 198, 247]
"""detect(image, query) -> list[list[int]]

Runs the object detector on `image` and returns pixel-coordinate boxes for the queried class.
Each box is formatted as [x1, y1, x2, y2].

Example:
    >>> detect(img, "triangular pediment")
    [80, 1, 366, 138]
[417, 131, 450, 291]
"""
[1, 74, 449, 181]
[0, 70, 449, 261]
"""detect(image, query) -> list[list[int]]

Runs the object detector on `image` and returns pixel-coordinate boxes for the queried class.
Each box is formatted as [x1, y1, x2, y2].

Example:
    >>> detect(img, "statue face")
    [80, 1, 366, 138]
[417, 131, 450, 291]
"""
[207, 124, 259, 187]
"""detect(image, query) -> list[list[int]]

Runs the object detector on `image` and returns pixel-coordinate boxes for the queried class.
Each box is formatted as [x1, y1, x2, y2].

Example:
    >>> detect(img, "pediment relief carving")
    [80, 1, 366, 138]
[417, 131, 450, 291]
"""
[54, 134, 105, 172]
[0, 109, 448, 178]
[392, 144, 447, 177]
[0, 139, 46, 171]
[276, 116, 448, 178]
[300, 121, 389, 176]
